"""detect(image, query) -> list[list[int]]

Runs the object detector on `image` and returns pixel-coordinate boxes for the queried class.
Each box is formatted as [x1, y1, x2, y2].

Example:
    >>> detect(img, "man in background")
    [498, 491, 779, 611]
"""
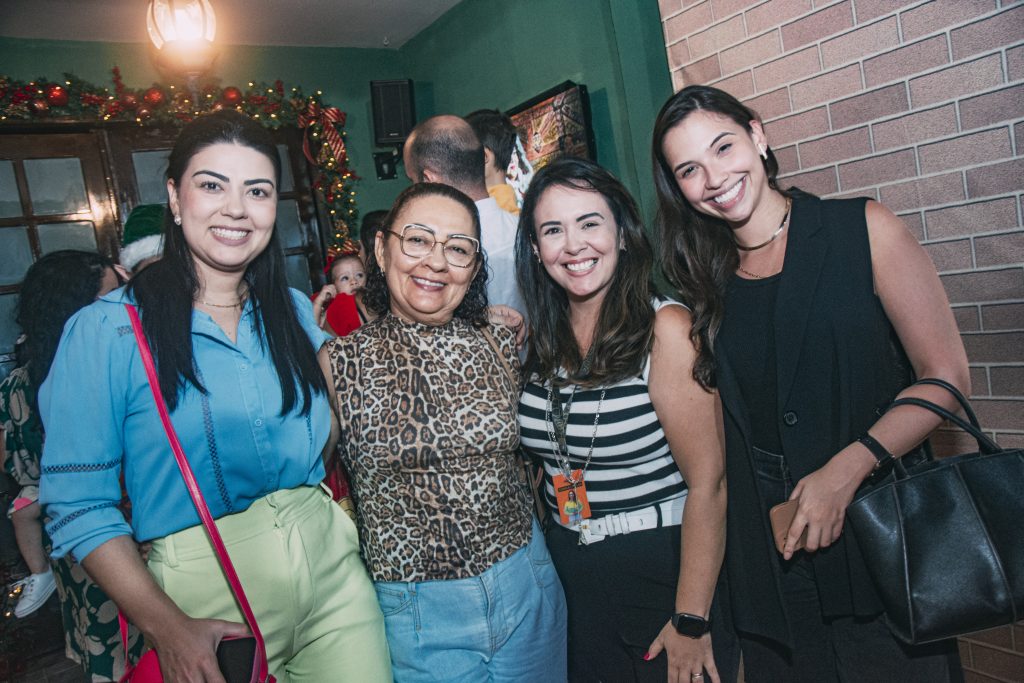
[403, 115, 524, 318]
[466, 108, 520, 215]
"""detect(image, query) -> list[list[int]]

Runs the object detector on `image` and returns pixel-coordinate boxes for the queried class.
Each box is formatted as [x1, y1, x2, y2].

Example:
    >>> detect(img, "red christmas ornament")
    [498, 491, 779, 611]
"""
[137, 107, 151, 119]
[143, 87, 165, 107]
[30, 98, 49, 115]
[120, 92, 138, 109]
[222, 86, 243, 106]
[45, 84, 69, 107]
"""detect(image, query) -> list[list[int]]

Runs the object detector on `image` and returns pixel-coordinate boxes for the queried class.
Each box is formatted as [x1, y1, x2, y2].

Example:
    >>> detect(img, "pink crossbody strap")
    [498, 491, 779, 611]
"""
[125, 304, 271, 683]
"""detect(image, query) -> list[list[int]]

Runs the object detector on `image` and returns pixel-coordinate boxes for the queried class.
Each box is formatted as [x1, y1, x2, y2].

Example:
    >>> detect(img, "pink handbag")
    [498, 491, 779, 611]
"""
[119, 303, 274, 683]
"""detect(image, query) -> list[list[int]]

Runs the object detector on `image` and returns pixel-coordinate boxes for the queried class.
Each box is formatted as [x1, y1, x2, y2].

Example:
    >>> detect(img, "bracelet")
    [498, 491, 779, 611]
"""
[857, 433, 894, 470]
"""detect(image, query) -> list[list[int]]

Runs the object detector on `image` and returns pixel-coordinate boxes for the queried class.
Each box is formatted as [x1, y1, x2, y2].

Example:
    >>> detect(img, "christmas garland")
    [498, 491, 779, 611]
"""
[0, 68, 359, 253]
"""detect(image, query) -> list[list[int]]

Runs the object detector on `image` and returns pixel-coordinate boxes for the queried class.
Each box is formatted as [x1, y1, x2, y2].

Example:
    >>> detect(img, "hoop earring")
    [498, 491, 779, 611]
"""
[759, 146, 768, 161]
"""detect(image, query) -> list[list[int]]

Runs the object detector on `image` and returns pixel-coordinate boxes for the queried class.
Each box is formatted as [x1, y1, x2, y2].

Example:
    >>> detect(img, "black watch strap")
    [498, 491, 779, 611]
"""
[857, 433, 894, 470]
[671, 612, 711, 638]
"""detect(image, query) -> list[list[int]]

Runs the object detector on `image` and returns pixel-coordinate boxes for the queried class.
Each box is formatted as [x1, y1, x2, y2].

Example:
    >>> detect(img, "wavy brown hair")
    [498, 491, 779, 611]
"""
[516, 157, 657, 388]
[652, 85, 786, 390]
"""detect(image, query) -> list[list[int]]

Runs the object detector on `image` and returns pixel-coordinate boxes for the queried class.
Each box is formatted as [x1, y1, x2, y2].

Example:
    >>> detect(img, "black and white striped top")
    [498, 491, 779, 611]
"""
[518, 300, 688, 525]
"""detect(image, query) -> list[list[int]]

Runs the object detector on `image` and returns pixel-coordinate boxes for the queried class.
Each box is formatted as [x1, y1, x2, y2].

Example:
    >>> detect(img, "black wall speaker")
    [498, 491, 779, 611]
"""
[370, 79, 415, 146]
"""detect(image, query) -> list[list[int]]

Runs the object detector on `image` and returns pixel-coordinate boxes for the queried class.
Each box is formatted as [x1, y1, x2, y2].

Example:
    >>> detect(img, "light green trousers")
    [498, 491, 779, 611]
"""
[147, 485, 391, 682]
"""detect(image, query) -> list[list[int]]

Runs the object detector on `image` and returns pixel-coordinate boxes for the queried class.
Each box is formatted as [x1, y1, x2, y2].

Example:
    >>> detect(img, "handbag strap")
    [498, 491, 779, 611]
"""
[889, 395, 1001, 455]
[911, 378, 980, 428]
[125, 304, 272, 683]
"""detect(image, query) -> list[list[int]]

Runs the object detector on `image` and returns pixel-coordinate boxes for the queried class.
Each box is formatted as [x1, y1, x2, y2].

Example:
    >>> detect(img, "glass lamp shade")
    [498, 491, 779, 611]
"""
[147, 0, 217, 75]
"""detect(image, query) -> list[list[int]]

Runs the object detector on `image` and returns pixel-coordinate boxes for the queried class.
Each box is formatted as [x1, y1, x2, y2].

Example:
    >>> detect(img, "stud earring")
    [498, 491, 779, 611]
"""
[174, 215, 182, 225]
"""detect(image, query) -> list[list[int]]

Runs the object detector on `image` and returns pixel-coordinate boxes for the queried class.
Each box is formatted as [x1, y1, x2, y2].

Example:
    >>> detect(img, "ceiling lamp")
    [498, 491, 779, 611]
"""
[147, 0, 218, 88]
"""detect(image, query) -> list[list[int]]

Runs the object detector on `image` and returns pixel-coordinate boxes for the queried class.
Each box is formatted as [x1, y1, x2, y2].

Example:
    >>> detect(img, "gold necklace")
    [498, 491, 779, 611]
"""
[735, 197, 793, 251]
[736, 198, 793, 279]
[201, 299, 243, 308]
[737, 264, 774, 279]
[200, 289, 248, 308]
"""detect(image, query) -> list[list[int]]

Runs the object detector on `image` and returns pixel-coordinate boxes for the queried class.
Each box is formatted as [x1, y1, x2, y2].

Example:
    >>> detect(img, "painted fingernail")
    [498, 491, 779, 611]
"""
[642, 652, 651, 661]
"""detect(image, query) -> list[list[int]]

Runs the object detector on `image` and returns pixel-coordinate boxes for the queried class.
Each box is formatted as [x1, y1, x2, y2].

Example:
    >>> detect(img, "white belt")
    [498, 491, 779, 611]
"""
[562, 496, 686, 545]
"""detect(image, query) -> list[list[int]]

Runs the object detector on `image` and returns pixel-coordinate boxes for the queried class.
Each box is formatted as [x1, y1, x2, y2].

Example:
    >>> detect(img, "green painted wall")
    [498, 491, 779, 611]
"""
[0, 36, 407, 213]
[399, 0, 672, 220]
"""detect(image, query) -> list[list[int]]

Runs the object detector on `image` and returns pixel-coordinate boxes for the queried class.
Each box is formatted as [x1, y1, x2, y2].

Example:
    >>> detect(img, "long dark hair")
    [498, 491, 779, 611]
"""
[16, 250, 115, 391]
[363, 182, 490, 327]
[516, 157, 657, 387]
[128, 110, 326, 414]
[652, 85, 785, 390]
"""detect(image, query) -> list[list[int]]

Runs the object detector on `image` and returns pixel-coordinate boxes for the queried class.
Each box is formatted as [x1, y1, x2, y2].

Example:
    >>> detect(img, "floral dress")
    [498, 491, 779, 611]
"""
[0, 365, 141, 681]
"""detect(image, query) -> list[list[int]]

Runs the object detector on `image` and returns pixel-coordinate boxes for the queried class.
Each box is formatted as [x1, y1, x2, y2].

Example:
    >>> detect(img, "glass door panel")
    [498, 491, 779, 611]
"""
[132, 149, 172, 204]
[38, 221, 99, 254]
[24, 157, 90, 215]
[0, 227, 34, 286]
[0, 161, 21, 218]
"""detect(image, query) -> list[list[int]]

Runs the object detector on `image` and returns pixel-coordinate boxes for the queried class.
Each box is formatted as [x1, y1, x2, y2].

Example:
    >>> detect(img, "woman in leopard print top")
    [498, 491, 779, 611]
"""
[324, 182, 567, 682]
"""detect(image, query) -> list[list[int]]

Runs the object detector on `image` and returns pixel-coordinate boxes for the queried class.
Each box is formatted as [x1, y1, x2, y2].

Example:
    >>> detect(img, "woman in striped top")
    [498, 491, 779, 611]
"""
[515, 157, 728, 683]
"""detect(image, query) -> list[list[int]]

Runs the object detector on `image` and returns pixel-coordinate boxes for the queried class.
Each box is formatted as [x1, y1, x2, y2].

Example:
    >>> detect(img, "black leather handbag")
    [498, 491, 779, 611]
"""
[846, 379, 1024, 645]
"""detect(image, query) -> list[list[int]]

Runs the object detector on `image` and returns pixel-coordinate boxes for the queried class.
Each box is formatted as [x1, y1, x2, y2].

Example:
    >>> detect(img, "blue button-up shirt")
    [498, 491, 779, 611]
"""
[39, 287, 331, 561]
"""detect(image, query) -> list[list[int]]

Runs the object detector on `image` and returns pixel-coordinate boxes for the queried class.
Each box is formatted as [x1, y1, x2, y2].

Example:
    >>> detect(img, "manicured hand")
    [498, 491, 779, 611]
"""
[645, 621, 719, 683]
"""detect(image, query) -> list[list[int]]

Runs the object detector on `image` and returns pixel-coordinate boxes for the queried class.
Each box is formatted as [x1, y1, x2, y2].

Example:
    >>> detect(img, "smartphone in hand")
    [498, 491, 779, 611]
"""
[769, 500, 808, 554]
[216, 636, 257, 683]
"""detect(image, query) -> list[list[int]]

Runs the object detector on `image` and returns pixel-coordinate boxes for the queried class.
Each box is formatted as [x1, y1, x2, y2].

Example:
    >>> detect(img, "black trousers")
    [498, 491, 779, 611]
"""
[545, 520, 739, 683]
[739, 447, 963, 683]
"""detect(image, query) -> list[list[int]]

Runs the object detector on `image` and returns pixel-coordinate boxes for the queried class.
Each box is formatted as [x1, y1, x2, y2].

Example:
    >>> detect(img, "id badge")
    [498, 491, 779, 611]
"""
[553, 471, 592, 526]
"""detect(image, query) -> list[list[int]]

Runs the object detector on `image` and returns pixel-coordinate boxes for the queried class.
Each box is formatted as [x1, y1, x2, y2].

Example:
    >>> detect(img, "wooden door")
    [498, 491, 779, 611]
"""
[0, 125, 327, 378]
[0, 131, 117, 375]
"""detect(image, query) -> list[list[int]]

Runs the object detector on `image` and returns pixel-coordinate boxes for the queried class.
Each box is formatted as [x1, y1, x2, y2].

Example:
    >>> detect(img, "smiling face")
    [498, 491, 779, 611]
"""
[375, 193, 479, 326]
[167, 142, 277, 280]
[532, 184, 621, 306]
[330, 256, 365, 295]
[661, 110, 769, 229]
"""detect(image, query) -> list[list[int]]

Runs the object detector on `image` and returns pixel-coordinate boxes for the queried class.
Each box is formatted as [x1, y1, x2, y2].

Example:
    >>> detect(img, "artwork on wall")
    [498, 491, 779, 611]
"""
[507, 80, 595, 172]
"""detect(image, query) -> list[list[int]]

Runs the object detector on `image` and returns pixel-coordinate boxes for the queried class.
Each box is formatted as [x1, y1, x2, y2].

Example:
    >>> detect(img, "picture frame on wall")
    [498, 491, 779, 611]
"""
[507, 80, 595, 172]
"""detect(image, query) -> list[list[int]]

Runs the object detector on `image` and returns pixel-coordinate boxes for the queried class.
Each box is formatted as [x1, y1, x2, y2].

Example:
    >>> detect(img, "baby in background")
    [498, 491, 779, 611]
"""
[329, 253, 365, 296]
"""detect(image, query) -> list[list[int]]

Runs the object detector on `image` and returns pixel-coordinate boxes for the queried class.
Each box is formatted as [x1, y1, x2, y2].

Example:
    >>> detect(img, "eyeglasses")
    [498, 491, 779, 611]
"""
[388, 223, 480, 268]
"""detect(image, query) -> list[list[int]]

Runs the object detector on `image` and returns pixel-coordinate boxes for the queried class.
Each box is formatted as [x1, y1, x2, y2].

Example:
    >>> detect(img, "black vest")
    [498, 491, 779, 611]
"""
[715, 193, 912, 647]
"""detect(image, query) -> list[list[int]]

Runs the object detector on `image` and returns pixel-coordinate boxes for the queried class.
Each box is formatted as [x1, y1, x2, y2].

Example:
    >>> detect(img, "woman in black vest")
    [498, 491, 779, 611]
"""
[651, 85, 969, 681]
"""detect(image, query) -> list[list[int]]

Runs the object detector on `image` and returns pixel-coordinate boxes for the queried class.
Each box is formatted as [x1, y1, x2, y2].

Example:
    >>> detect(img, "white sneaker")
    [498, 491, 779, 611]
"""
[13, 569, 56, 618]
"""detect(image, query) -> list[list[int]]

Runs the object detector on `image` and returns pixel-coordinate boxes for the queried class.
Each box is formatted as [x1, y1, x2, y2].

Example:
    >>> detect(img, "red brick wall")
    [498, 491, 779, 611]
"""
[658, 1, 1024, 680]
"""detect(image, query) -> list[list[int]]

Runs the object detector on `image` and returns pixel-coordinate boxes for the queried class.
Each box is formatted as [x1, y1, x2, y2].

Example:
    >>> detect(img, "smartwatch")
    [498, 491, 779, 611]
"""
[671, 612, 712, 638]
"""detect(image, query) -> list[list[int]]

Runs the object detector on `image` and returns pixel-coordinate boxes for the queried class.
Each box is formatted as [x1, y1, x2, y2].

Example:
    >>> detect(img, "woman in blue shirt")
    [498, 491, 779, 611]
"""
[39, 111, 391, 682]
